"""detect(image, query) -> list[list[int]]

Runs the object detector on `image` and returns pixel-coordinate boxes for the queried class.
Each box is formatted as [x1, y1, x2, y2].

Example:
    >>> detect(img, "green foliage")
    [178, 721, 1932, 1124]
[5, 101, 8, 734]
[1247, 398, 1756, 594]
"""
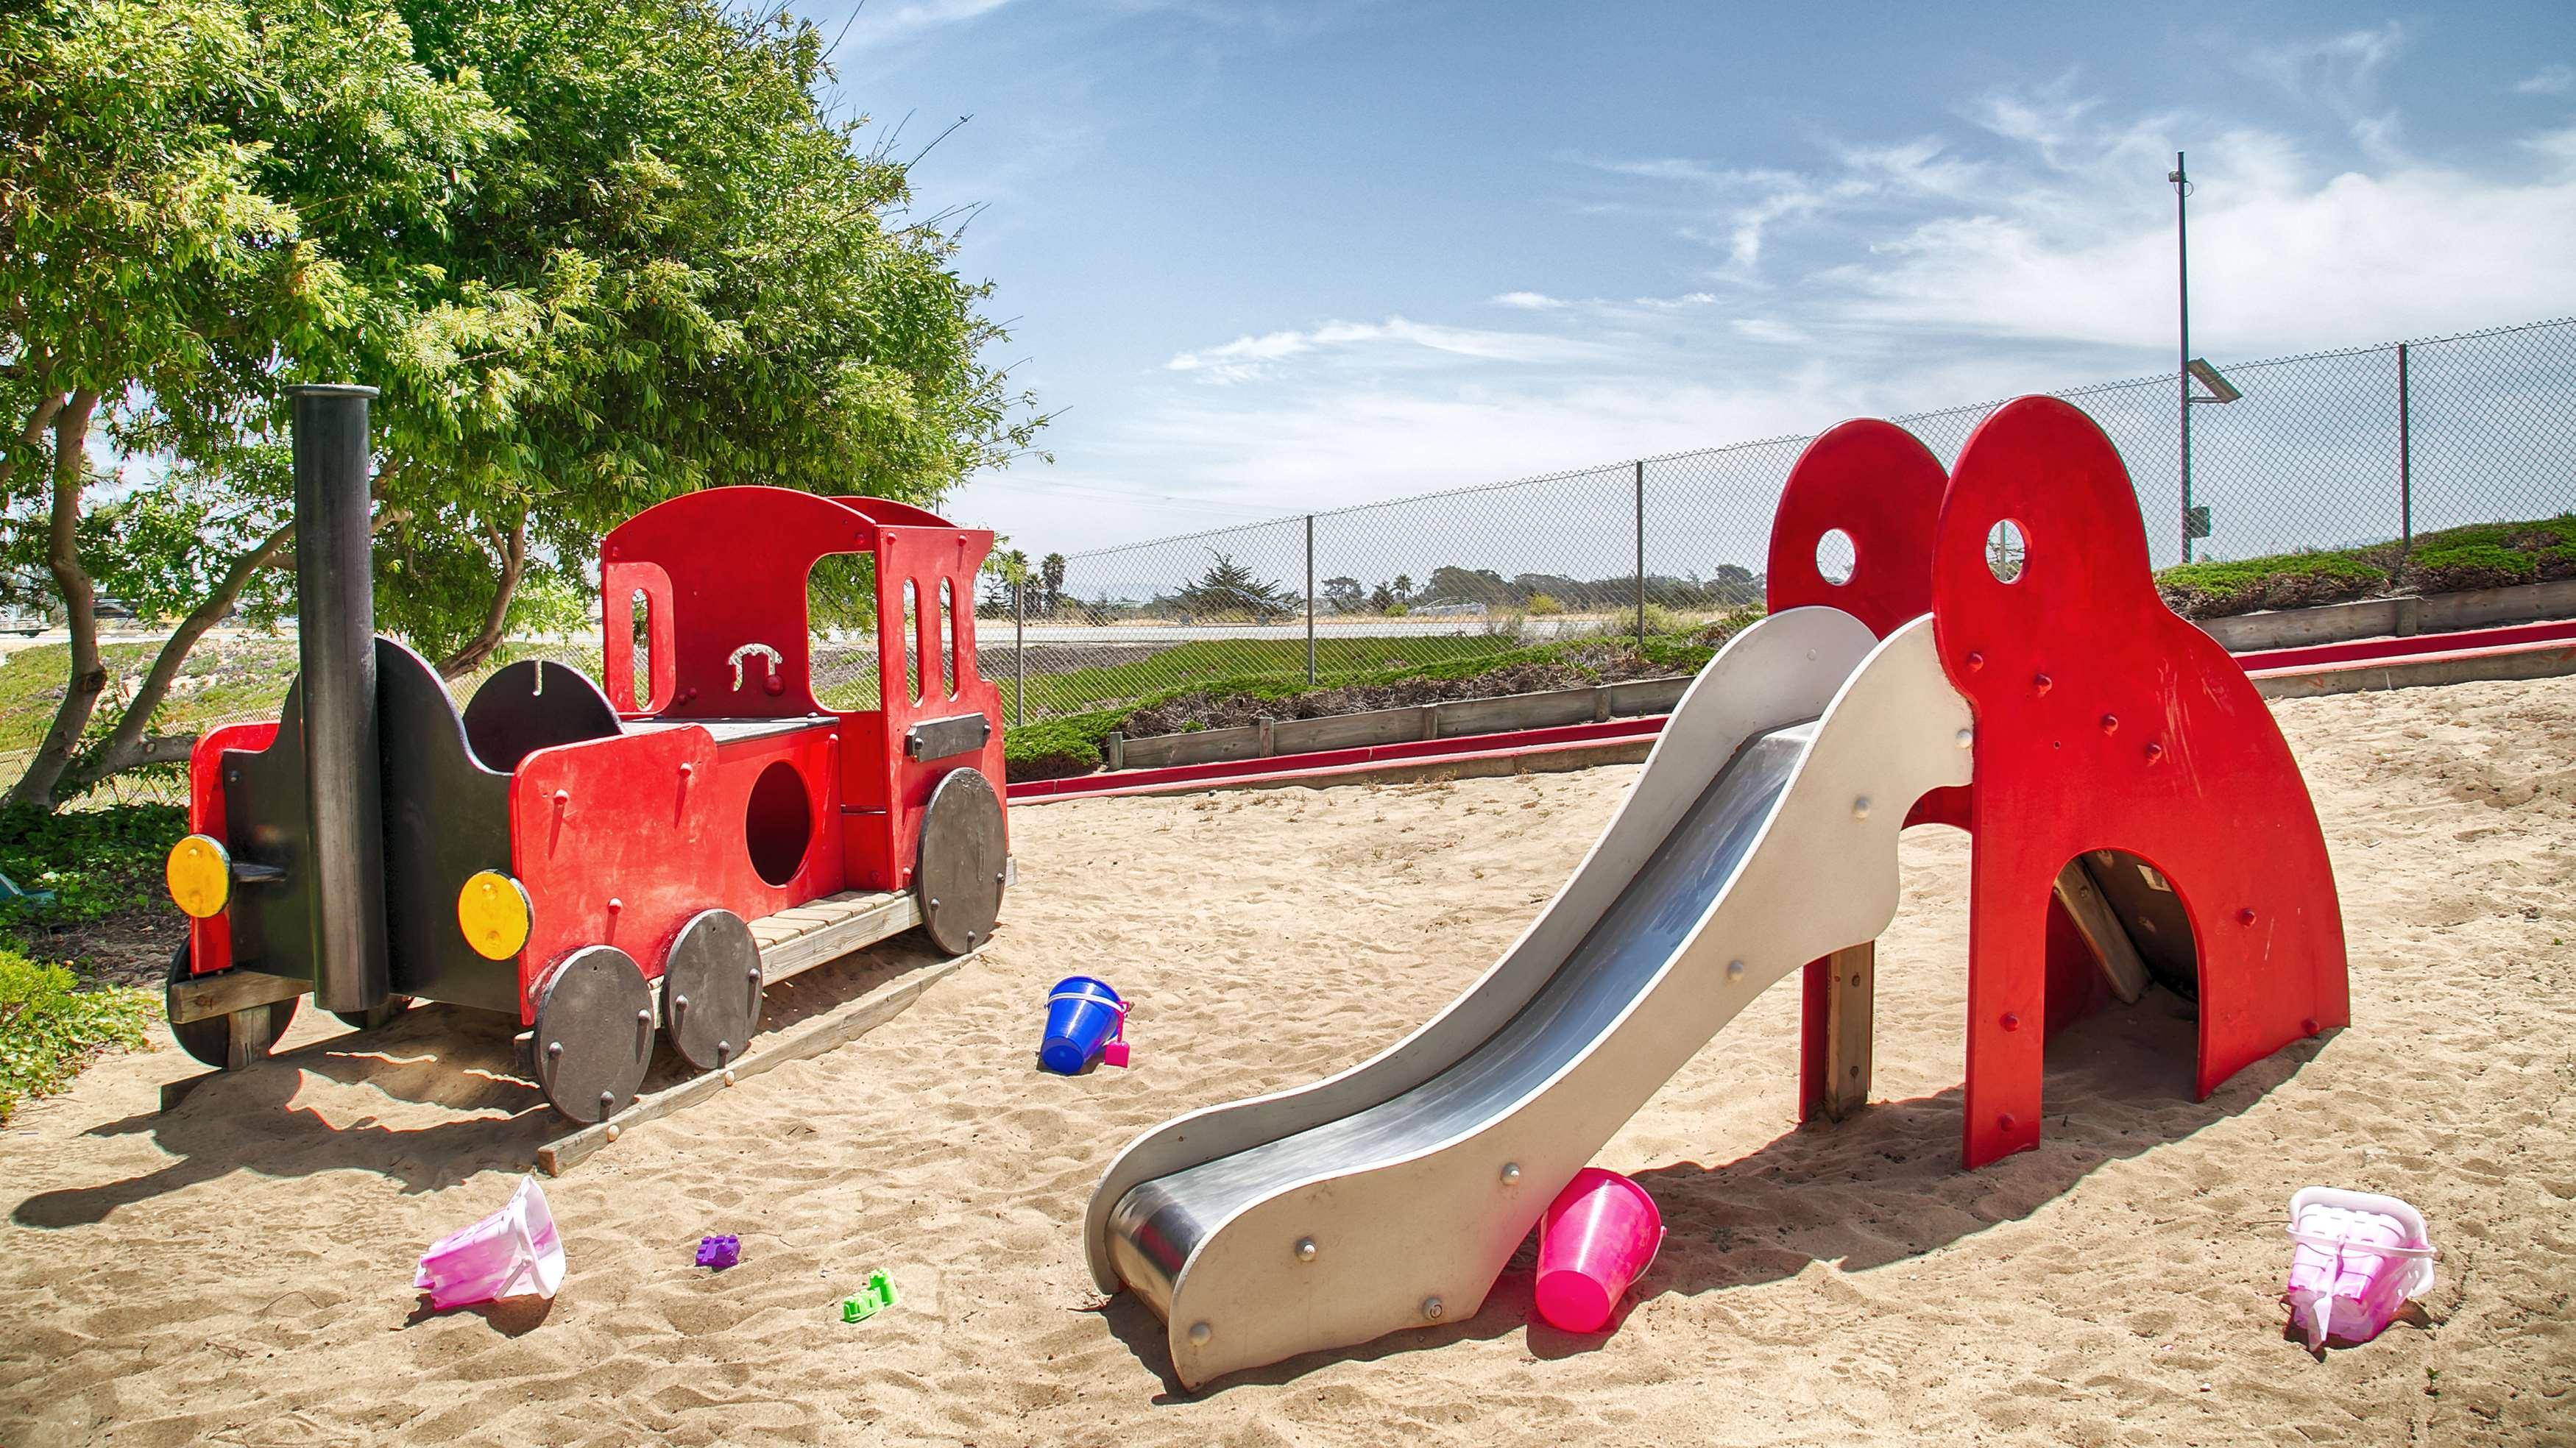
[1525, 592, 1564, 616]
[0, 951, 156, 1121]
[2154, 552, 2390, 618]
[999, 625, 1747, 783]
[2404, 516, 2576, 595]
[2152, 514, 2576, 618]
[0, 803, 188, 925]
[1, 0, 1047, 805]
[1018, 636, 1522, 718]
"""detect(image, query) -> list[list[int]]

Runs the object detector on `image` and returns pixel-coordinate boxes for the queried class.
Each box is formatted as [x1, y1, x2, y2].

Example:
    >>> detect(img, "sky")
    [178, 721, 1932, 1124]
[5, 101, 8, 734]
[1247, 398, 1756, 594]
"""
[807, 1, 2576, 558]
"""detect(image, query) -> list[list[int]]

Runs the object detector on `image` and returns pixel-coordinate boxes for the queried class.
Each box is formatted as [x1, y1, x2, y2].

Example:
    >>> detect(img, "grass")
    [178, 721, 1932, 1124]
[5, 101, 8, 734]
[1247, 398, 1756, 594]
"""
[0, 639, 302, 756]
[1013, 634, 1531, 717]
[2154, 513, 2576, 619]
[1001, 618, 1747, 781]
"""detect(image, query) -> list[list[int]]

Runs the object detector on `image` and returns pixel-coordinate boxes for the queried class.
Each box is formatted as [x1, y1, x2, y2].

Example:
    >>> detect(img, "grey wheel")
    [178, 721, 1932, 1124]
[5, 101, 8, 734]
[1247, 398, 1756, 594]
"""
[660, 909, 763, 1072]
[531, 945, 654, 1124]
[915, 767, 1007, 956]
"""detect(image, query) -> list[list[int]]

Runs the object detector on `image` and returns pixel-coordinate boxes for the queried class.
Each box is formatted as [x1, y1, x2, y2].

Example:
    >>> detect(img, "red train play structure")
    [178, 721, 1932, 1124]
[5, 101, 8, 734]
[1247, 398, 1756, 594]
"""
[1769, 396, 2349, 1168]
[163, 386, 1010, 1123]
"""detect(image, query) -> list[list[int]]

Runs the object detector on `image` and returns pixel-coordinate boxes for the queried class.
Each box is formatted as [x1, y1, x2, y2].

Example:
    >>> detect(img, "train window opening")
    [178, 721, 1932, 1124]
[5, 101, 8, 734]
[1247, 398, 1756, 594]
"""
[938, 579, 957, 699]
[805, 552, 880, 711]
[901, 581, 921, 704]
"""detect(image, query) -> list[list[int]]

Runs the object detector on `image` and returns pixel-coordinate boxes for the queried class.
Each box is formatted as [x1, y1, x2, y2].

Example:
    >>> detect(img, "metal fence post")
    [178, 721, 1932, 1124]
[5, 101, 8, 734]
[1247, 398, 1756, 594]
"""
[1632, 460, 1646, 645]
[1304, 514, 1316, 686]
[1012, 578, 1025, 727]
[2397, 341, 2413, 560]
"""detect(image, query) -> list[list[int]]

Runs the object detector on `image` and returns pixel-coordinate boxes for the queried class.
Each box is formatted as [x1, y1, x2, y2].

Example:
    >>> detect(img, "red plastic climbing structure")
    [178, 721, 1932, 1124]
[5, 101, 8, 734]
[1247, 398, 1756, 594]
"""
[1767, 398, 2349, 1168]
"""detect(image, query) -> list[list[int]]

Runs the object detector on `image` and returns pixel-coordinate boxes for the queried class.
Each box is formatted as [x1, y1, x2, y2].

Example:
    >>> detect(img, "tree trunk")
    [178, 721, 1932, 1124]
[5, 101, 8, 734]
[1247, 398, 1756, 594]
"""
[435, 509, 528, 679]
[7, 389, 106, 811]
[57, 519, 296, 796]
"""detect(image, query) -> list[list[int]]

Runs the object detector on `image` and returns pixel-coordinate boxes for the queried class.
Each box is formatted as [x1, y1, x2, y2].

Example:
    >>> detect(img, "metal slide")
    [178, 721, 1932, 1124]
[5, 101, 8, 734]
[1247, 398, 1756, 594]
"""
[1083, 607, 1978, 1386]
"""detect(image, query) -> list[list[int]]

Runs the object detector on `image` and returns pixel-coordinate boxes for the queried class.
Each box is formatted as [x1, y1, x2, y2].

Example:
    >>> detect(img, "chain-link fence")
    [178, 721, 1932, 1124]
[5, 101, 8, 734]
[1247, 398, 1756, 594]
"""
[994, 315, 2576, 726]
[13, 313, 2566, 788]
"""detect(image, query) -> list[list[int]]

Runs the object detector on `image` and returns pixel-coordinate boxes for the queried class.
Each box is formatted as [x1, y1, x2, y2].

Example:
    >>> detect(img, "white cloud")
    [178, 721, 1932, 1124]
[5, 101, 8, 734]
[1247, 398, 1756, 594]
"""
[2237, 21, 2407, 117]
[850, 0, 1016, 41]
[969, 29, 2576, 553]
[1163, 316, 1601, 382]
[2517, 65, 2575, 97]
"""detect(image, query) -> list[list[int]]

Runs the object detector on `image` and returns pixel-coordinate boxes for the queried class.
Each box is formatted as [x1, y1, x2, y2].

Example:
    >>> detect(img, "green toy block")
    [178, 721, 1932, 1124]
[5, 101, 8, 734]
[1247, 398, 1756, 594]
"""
[841, 1269, 897, 1323]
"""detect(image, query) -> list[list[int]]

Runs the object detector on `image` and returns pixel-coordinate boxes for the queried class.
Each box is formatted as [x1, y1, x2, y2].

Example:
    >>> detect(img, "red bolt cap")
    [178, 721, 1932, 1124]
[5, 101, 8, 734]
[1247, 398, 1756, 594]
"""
[2000, 1012, 2021, 1032]
[2238, 907, 2257, 925]
[1998, 1113, 2019, 1132]
[2033, 672, 2053, 695]
[1965, 651, 1985, 671]
[2101, 714, 2119, 734]
[2143, 742, 2165, 763]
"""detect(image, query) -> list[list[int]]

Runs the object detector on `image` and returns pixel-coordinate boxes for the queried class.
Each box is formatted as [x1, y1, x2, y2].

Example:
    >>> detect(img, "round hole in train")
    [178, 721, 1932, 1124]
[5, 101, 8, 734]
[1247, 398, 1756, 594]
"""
[744, 759, 813, 887]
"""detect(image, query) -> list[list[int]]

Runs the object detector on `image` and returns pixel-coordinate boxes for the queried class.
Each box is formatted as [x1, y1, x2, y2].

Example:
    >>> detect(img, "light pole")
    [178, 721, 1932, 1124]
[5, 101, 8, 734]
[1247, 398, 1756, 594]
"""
[2170, 152, 2193, 564]
[2170, 152, 2243, 564]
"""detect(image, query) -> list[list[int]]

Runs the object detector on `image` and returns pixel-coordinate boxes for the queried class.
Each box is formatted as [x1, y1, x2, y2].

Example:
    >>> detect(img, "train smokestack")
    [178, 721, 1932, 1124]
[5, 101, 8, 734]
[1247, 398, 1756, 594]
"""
[287, 383, 391, 1013]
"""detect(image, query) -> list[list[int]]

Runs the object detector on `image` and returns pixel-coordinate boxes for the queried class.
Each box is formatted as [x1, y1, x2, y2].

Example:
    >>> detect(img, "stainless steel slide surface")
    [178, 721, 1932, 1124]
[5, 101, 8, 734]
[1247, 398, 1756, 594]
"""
[1105, 722, 1811, 1317]
[1083, 609, 1975, 1386]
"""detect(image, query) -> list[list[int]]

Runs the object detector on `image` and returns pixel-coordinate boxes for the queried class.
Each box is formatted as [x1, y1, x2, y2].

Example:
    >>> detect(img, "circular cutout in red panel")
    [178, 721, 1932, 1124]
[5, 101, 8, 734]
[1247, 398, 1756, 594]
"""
[745, 760, 812, 887]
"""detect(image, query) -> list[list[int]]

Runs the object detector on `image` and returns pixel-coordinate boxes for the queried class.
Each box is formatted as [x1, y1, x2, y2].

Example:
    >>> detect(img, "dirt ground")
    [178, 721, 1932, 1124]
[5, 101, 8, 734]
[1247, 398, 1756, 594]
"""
[0, 675, 2570, 1446]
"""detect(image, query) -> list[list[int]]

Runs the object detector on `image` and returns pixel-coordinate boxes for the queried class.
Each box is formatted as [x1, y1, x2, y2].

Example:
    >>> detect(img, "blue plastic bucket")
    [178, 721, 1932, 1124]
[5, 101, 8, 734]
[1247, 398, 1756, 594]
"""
[1040, 976, 1126, 1075]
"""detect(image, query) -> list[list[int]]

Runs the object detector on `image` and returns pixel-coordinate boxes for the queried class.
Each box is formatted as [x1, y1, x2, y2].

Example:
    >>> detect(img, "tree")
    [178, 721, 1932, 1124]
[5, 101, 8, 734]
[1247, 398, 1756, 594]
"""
[0, 0, 1047, 809]
[1390, 573, 1414, 603]
[1368, 582, 1395, 612]
[1424, 566, 1514, 606]
[1320, 575, 1362, 614]
[1172, 553, 1292, 621]
[1038, 553, 1066, 615]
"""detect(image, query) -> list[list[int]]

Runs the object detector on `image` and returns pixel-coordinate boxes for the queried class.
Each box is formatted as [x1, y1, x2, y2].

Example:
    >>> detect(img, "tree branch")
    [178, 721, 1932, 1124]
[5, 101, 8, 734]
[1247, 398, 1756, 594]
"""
[0, 388, 66, 498]
[68, 517, 297, 794]
[436, 508, 528, 678]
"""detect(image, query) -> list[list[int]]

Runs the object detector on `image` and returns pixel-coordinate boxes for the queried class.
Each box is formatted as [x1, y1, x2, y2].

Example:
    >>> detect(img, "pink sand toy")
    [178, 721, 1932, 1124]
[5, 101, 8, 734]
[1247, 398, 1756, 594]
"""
[1533, 1168, 1663, 1332]
[2283, 1187, 2435, 1349]
[414, 1175, 566, 1310]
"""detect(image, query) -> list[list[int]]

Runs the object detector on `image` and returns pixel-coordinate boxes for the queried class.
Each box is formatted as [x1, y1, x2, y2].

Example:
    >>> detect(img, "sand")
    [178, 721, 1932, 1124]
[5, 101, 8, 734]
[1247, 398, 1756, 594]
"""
[2, 675, 2572, 1446]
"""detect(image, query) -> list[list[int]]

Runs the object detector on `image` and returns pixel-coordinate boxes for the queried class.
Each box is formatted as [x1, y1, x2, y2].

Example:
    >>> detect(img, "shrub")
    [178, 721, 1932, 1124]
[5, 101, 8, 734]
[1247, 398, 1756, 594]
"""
[1002, 712, 1111, 781]
[2405, 542, 2536, 595]
[0, 951, 155, 1122]
[1525, 592, 1564, 616]
[2155, 553, 2391, 620]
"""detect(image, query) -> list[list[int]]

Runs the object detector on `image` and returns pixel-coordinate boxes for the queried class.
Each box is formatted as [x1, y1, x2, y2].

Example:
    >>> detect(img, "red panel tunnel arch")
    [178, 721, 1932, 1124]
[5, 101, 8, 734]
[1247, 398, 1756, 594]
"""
[1765, 406, 2349, 1168]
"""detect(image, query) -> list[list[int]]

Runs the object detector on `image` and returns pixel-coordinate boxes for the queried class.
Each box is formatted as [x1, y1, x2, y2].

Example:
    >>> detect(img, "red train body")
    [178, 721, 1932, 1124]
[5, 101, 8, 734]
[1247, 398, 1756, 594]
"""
[167, 482, 1009, 1122]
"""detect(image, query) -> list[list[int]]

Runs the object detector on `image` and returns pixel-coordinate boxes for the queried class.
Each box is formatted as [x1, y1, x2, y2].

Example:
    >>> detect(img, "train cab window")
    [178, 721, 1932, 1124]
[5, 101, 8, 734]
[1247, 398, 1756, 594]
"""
[938, 579, 957, 699]
[901, 581, 921, 703]
[806, 552, 879, 711]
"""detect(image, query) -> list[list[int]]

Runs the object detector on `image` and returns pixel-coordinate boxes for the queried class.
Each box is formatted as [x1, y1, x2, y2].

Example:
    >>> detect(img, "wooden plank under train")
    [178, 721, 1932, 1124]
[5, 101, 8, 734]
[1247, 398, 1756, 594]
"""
[534, 856, 1016, 1174]
[535, 948, 973, 1175]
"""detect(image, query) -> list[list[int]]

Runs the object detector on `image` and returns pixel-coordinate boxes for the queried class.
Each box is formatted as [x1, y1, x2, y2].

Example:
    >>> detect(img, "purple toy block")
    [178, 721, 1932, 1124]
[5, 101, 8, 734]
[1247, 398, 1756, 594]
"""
[696, 1234, 740, 1269]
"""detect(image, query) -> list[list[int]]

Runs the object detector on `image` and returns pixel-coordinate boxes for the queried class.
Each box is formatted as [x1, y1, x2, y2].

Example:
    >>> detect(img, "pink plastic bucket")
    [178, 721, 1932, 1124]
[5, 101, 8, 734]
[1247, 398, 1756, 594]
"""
[1534, 1168, 1663, 1332]
[414, 1176, 565, 1310]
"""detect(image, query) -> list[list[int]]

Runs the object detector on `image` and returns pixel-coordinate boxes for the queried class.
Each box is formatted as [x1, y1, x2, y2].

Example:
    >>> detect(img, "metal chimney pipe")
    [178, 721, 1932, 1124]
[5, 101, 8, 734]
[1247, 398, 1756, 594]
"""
[288, 383, 391, 1013]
